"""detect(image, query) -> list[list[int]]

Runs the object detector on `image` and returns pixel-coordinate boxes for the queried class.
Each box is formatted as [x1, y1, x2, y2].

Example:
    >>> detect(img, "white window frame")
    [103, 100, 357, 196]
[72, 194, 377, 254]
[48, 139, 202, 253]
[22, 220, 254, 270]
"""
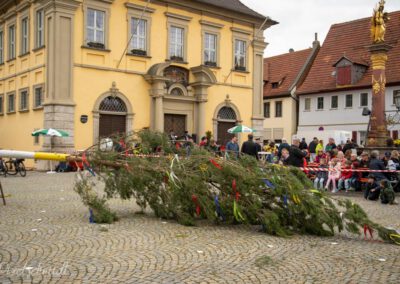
[169, 26, 184, 60]
[331, 95, 338, 109]
[83, 1, 111, 50]
[8, 24, 16, 60]
[345, 94, 353, 108]
[130, 18, 147, 52]
[204, 32, 217, 65]
[304, 98, 311, 111]
[21, 16, 29, 55]
[232, 28, 251, 72]
[234, 39, 246, 70]
[86, 8, 105, 45]
[317, 97, 324, 110]
[19, 88, 29, 111]
[360, 93, 368, 107]
[35, 9, 44, 48]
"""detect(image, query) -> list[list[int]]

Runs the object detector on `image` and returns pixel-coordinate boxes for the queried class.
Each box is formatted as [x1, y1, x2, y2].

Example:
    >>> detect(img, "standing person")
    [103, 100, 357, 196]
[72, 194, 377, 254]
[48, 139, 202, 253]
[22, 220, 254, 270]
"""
[314, 158, 328, 190]
[199, 136, 208, 148]
[309, 137, 318, 162]
[284, 138, 307, 167]
[299, 138, 308, 150]
[255, 138, 262, 156]
[208, 139, 219, 155]
[226, 136, 239, 159]
[183, 131, 192, 157]
[325, 138, 337, 152]
[241, 134, 259, 160]
[278, 138, 290, 159]
[315, 139, 324, 154]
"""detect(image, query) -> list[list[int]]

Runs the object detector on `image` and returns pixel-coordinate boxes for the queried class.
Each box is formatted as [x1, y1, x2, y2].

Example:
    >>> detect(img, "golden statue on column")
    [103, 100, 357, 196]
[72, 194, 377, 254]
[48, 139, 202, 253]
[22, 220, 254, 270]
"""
[370, 0, 390, 43]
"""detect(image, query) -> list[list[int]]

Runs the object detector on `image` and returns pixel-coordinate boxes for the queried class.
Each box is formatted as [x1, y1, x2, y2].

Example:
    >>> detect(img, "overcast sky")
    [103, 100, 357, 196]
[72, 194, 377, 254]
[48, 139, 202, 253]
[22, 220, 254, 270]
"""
[240, 0, 400, 57]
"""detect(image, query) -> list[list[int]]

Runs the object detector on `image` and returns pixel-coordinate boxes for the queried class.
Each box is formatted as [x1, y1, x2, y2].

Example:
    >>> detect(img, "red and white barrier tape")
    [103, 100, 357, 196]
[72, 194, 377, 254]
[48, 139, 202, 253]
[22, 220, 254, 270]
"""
[300, 167, 400, 173]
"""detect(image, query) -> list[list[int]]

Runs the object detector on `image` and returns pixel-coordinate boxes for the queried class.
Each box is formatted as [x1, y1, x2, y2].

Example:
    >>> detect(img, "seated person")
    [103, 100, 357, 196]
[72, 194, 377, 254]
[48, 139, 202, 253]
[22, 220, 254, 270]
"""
[314, 150, 326, 164]
[314, 158, 328, 190]
[338, 160, 353, 192]
[364, 174, 380, 201]
[379, 179, 396, 204]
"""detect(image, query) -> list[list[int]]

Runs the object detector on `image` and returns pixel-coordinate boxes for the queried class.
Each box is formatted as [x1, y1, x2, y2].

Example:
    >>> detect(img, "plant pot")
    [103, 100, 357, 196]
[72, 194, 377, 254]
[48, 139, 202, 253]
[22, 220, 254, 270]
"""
[87, 42, 105, 49]
[131, 49, 147, 56]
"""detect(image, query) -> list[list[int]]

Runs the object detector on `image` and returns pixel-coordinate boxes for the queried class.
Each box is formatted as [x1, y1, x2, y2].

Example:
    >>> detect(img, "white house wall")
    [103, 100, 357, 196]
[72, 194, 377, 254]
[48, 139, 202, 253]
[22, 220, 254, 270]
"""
[298, 85, 400, 144]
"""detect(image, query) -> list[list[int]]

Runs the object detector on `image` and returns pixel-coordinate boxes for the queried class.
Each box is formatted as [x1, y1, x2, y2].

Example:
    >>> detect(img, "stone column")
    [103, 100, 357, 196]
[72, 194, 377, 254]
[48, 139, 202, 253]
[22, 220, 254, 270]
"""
[191, 83, 209, 138]
[149, 79, 167, 132]
[366, 43, 392, 147]
[252, 38, 268, 136]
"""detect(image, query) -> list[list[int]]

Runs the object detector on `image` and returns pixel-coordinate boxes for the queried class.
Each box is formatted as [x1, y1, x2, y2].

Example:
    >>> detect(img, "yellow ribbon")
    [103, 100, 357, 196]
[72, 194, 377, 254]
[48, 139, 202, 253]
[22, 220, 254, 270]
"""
[199, 164, 208, 172]
[389, 234, 400, 245]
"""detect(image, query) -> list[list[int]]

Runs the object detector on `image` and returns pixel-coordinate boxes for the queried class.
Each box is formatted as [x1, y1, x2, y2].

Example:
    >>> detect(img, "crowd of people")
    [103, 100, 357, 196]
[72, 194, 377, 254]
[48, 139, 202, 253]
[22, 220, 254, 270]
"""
[168, 130, 397, 204]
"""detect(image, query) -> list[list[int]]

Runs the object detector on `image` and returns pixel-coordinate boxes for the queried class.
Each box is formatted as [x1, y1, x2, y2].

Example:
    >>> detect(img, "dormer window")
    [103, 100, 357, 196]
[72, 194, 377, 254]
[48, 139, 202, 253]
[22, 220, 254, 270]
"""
[271, 82, 279, 89]
[333, 56, 368, 86]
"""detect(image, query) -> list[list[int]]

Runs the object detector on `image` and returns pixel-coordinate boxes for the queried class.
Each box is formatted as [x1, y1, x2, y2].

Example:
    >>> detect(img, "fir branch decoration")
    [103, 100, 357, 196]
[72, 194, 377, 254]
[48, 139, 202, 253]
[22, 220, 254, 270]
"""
[73, 130, 399, 245]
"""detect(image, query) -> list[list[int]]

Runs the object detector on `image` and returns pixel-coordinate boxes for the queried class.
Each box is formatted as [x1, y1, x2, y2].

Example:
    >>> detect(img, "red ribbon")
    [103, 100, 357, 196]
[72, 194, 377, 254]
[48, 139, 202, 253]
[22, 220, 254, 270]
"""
[364, 224, 374, 239]
[232, 179, 240, 201]
[191, 194, 201, 216]
[210, 159, 222, 170]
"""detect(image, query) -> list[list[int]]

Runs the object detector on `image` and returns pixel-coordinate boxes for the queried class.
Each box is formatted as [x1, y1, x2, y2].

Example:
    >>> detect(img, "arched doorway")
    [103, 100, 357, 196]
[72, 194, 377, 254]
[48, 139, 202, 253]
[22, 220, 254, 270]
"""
[216, 106, 237, 146]
[98, 96, 127, 138]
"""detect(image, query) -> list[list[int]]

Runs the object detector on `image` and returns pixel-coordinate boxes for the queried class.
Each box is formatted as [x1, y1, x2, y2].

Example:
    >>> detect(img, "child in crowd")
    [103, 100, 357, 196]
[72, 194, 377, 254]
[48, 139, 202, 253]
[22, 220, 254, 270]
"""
[315, 150, 326, 163]
[325, 158, 341, 193]
[314, 158, 328, 190]
[364, 174, 380, 200]
[380, 179, 396, 204]
[338, 160, 353, 192]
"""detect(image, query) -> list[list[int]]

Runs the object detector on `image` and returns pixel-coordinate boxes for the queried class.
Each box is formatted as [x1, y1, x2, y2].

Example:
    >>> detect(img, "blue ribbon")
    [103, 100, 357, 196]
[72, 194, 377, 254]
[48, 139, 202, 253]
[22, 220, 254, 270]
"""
[89, 209, 95, 223]
[262, 179, 275, 189]
[214, 196, 225, 221]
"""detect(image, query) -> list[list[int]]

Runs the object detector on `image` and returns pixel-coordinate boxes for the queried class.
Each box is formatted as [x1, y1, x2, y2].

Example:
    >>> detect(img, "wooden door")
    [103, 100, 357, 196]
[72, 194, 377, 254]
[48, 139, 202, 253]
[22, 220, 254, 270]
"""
[217, 121, 236, 146]
[164, 114, 186, 137]
[99, 114, 126, 138]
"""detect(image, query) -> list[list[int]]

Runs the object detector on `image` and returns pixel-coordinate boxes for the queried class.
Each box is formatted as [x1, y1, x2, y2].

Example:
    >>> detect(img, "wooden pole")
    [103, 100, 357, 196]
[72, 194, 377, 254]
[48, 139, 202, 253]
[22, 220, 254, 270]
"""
[0, 181, 6, 206]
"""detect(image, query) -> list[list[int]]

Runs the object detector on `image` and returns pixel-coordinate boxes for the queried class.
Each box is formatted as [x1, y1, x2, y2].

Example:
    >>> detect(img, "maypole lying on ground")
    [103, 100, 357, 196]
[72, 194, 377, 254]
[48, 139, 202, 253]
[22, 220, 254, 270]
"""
[71, 130, 400, 245]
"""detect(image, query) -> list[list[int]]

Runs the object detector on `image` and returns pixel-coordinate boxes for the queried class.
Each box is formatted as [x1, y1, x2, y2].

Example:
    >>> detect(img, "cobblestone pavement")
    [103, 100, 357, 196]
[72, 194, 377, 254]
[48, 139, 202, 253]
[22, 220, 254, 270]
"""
[0, 172, 399, 284]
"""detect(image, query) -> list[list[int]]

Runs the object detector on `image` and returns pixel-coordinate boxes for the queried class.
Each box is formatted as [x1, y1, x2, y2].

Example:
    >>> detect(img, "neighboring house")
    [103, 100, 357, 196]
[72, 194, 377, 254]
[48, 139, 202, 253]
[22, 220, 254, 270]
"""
[262, 36, 320, 142]
[297, 11, 400, 145]
[0, 0, 276, 167]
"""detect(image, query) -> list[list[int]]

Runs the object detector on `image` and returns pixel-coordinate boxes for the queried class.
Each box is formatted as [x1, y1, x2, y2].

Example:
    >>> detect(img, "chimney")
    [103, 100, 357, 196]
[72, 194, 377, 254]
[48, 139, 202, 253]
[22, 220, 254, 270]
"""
[313, 32, 320, 49]
[289, 48, 294, 53]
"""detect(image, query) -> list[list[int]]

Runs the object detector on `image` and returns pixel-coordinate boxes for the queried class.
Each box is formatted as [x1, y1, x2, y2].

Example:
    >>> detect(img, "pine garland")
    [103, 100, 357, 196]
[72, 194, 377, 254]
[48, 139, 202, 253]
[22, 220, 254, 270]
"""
[74, 130, 399, 245]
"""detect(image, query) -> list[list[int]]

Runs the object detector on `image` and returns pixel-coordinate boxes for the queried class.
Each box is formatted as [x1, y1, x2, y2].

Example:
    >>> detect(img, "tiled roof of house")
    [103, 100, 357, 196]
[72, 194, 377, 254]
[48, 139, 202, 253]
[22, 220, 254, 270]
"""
[297, 10, 400, 95]
[195, 0, 267, 20]
[264, 48, 313, 97]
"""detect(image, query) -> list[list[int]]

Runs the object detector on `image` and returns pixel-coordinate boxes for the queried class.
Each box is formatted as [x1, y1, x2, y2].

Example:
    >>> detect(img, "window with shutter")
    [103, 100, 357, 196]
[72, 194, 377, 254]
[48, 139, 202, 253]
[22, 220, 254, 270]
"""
[337, 66, 351, 85]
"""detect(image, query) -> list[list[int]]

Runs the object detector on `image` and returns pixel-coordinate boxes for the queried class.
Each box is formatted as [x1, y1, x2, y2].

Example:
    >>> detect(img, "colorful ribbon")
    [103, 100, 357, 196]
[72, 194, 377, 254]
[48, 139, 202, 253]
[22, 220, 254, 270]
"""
[89, 209, 95, 223]
[82, 152, 95, 176]
[191, 194, 201, 216]
[233, 200, 245, 222]
[389, 234, 400, 245]
[262, 179, 275, 189]
[210, 159, 222, 170]
[232, 179, 240, 201]
[214, 196, 225, 221]
[364, 224, 374, 239]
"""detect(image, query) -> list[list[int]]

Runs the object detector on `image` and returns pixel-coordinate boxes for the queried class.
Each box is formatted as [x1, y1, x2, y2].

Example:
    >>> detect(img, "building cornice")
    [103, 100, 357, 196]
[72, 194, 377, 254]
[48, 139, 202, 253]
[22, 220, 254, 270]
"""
[125, 2, 155, 13]
[199, 19, 223, 29]
[164, 11, 192, 21]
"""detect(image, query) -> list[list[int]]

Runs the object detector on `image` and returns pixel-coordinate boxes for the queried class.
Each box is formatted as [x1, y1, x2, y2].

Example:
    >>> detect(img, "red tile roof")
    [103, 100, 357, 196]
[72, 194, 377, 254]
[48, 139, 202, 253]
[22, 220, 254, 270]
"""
[264, 48, 313, 97]
[298, 11, 400, 95]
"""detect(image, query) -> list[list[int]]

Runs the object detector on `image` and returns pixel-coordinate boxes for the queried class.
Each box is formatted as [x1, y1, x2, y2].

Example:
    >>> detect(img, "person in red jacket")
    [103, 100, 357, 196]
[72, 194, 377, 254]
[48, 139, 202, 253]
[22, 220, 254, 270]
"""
[338, 159, 353, 192]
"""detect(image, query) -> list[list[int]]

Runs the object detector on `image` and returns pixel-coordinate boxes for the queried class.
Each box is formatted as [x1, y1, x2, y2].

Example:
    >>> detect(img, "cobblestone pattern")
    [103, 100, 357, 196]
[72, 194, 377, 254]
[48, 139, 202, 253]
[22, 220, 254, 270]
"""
[0, 172, 399, 284]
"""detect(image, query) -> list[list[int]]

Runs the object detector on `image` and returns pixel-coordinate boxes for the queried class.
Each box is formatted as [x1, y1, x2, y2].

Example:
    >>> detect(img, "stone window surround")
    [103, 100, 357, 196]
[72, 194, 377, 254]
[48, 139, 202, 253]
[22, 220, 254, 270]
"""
[33, 83, 44, 109]
[19, 87, 29, 112]
[0, 93, 3, 114]
[7, 19, 16, 61]
[92, 87, 135, 143]
[82, 0, 112, 50]
[231, 27, 251, 71]
[19, 9, 30, 56]
[263, 101, 270, 118]
[33, 4, 45, 49]
[125, 2, 154, 57]
[165, 12, 192, 62]
[7, 91, 16, 113]
[200, 20, 223, 68]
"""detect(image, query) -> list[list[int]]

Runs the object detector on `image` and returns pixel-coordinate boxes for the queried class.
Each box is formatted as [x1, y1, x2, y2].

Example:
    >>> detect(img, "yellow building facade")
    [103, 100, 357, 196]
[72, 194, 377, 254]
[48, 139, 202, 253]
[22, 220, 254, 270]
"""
[0, 0, 275, 168]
